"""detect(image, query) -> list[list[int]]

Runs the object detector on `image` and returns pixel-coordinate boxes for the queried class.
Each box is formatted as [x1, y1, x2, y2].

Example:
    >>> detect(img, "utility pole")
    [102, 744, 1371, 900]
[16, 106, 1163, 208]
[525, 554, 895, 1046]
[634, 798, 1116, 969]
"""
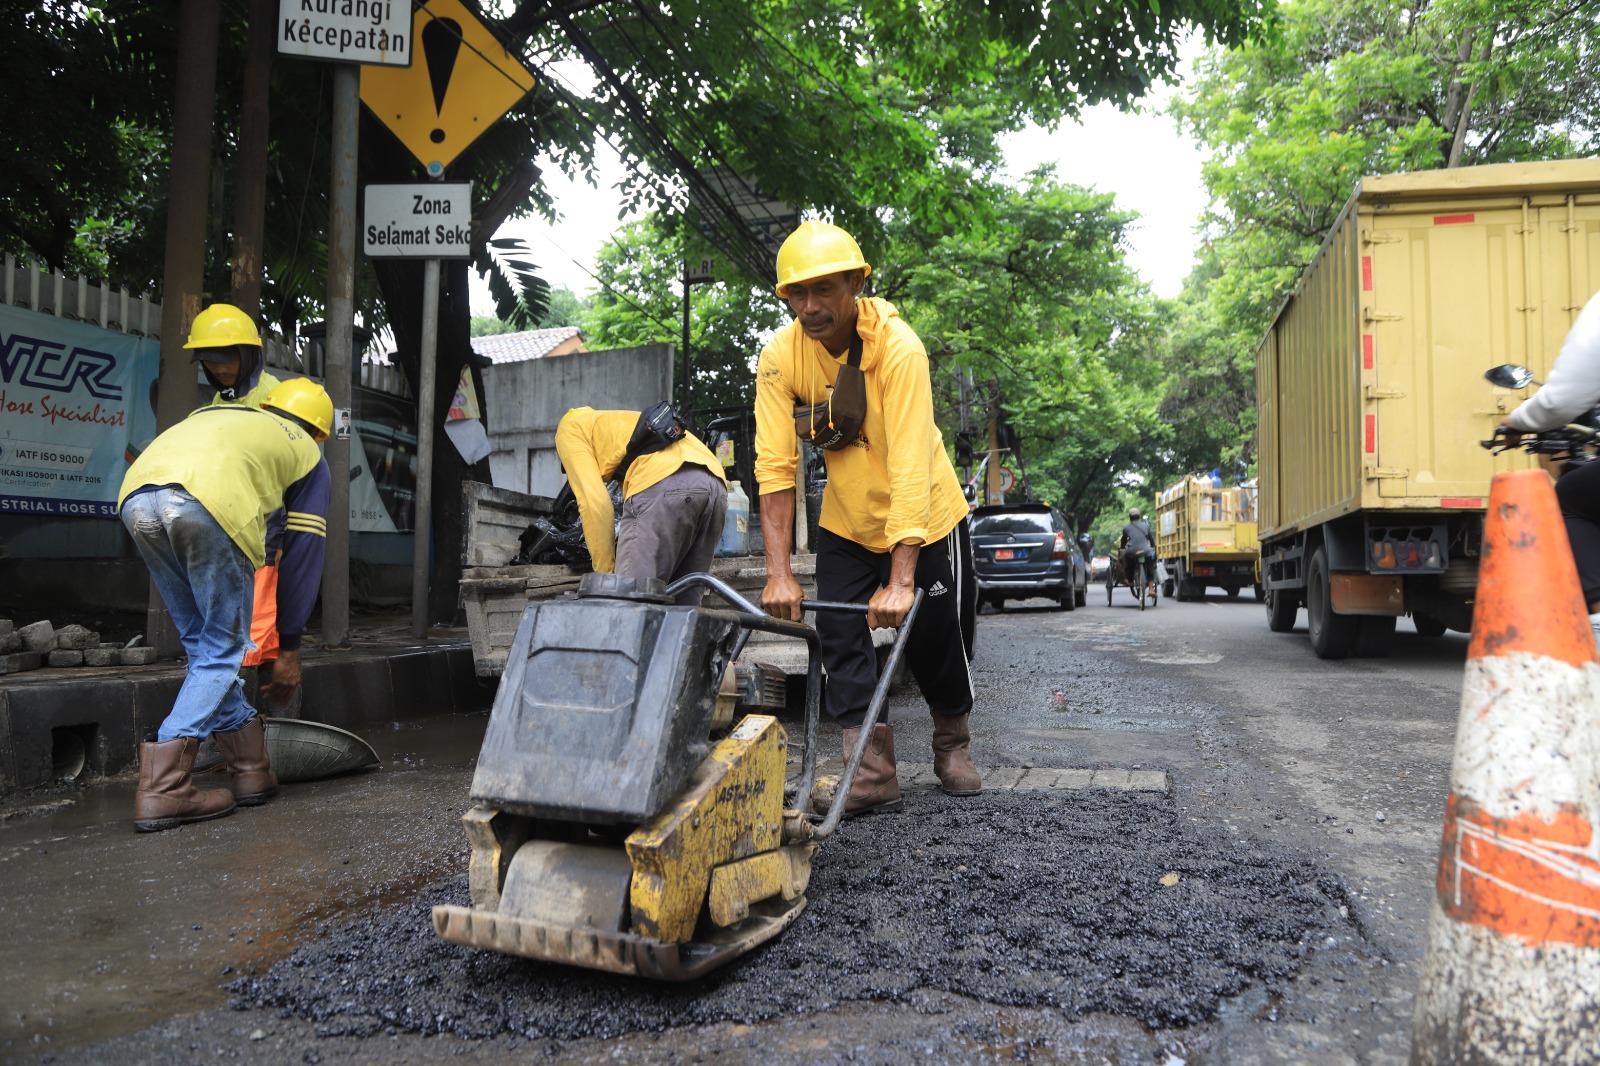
[147, 0, 222, 656]
[321, 65, 359, 650]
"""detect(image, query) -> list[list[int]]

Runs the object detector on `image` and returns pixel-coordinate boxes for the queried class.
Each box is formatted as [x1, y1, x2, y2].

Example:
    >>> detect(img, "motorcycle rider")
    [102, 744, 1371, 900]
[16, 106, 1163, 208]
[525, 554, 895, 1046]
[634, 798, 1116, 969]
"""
[1498, 287, 1600, 631]
[1119, 508, 1156, 596]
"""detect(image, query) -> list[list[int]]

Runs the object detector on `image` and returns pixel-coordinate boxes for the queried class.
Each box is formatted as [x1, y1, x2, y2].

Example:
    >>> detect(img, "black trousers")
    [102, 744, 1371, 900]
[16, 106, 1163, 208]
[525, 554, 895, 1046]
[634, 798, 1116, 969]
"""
[814, 524, 975, 727]
[1556, 459, 1600, 606]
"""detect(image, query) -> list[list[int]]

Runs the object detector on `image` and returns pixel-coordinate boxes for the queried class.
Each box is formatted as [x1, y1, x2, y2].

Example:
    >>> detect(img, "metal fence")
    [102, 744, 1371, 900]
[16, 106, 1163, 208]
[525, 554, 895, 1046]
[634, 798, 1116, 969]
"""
[0, 256, 410, 398]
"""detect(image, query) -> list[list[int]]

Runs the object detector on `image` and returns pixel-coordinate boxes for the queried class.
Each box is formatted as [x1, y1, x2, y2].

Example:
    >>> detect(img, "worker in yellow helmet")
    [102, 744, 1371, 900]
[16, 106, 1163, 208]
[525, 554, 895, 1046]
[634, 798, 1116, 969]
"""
[183, 303, 289, 708]
[187, 302, 281, 407]
[754, 220, 980, 816]
[118, 378, 333, 833]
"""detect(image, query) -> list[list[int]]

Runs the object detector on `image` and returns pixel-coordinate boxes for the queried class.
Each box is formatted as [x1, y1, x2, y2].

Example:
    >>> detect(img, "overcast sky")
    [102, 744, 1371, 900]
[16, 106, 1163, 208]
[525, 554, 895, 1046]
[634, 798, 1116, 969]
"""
[470, 48, 1209, 314]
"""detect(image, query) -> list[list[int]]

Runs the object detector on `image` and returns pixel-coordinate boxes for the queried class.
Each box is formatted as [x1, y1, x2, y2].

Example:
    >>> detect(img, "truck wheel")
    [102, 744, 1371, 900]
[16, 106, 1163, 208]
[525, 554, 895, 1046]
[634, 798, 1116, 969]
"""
[1306, 546, 1357, 659]
[1265, 586, 1298, 632]
[1163, 578, 1176, 599]
[1412, 613, 1447, 638]
[1254, 583, 1264, 603]
[1353, 615, 1396, 658]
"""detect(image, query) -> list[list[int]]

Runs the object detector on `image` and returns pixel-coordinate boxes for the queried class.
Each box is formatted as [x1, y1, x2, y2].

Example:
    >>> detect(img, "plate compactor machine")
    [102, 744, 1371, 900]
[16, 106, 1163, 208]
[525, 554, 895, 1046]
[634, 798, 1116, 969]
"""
[431, 572, 919, 980]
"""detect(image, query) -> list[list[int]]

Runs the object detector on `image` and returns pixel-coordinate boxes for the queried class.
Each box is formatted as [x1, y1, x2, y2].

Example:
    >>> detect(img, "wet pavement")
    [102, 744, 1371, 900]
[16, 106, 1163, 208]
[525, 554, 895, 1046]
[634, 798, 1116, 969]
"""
[3, 596, 1465, 1064]
[0, 711, 489, 1056]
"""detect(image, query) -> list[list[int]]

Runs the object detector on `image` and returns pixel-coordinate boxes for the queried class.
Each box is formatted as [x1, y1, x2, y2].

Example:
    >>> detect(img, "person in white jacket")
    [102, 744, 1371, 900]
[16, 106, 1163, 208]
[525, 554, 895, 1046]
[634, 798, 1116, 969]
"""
[1500, 288, 1600, 621]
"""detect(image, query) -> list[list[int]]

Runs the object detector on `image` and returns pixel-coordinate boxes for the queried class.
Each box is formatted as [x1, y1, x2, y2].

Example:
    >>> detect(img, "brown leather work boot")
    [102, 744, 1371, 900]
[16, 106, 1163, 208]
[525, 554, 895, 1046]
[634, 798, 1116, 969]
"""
[211, 716, 280, 806]
[839, 723, 903, 816]
[133, 737, 237, 833]
[932, 714, 982, 795]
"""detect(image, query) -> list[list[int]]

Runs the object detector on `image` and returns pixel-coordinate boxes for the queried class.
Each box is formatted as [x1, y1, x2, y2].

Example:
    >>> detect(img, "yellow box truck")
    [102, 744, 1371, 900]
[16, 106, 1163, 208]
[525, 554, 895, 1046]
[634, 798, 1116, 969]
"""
[1155, 476, 1260, 601]
[1256, 160, 1600, 658]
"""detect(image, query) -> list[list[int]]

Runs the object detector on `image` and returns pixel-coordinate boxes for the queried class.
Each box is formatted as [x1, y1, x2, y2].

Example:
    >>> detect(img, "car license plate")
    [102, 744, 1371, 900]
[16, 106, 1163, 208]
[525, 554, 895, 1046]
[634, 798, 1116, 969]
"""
[993, 548, 1016, 560]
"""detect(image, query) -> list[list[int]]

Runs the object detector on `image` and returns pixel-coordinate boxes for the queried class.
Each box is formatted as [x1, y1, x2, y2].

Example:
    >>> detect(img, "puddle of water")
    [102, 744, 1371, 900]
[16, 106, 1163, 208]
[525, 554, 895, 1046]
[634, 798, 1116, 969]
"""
[0, 710, 490, 1057]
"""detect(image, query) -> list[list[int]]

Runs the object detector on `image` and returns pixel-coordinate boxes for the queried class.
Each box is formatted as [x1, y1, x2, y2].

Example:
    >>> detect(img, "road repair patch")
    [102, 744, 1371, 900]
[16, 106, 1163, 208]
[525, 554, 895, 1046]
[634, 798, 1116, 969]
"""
[230, 789, 1354, 1042]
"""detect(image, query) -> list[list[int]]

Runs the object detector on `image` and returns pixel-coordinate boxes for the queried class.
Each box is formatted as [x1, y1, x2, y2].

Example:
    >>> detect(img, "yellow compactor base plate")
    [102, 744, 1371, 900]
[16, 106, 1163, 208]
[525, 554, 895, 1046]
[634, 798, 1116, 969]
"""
[431, 894, 808, 981]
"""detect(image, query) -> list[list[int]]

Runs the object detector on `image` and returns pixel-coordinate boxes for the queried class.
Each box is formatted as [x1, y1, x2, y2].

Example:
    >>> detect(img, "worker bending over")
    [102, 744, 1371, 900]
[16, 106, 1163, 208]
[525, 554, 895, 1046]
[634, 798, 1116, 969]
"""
[554, 406, 728, 605]
[118, 379, 333, 832]
[187, 302, 286, 701]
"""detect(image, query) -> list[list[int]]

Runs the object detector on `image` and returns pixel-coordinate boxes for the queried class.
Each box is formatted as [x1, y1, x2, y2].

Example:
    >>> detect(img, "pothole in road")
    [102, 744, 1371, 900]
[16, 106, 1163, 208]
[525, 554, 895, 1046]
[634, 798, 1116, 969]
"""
[231, 790, 1354, 1045]
[1137, 653, 1225, 666]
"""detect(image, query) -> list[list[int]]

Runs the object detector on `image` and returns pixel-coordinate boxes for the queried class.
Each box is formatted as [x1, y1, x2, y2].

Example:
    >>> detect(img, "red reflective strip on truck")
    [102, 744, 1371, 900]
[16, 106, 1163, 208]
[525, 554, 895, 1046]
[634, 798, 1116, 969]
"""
[1363, 334, 1374, 370]
[1434, 213, 1476, 225]
[1441, 498, 1483, 508]
[1362, 256, 1373, 291]
[1365, 414, 1376, 453]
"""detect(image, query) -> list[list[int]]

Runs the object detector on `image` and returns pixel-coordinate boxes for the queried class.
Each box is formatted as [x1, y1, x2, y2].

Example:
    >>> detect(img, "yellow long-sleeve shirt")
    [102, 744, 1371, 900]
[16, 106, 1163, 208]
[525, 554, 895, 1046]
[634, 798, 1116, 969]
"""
[554, 407, 726, 574]
[754, 297, 967, 551]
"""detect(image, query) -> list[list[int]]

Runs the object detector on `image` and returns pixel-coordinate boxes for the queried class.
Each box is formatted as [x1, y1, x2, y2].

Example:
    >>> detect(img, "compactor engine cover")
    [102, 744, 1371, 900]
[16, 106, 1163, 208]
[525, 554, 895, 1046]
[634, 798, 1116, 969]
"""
[470, 575, 740, 824]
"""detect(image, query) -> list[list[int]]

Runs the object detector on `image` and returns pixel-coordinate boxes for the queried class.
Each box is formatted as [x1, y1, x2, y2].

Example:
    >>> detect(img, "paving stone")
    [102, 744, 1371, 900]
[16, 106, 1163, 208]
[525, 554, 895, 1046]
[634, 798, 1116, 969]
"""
[0, 619, 12, 637]
[17, 621, 56, 653]
[55, 624, 99, 650]
[825, 761, 1168, 794]
[83, 647, 120, 667]
[0, 632, 19, 655]
[119, 647, 157, 666]
[47, 650, 86, 667]
[0, 652, 44, 675]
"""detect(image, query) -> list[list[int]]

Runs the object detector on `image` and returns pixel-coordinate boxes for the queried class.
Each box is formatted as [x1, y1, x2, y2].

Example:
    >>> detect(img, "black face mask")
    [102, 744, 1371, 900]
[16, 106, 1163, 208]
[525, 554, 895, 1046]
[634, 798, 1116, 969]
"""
[200, 345, 258, 402]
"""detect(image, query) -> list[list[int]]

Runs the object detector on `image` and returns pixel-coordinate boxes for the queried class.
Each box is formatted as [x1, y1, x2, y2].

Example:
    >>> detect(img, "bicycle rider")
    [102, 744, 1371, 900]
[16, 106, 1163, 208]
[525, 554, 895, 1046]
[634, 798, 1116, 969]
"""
[1118, 507, 1157, 597]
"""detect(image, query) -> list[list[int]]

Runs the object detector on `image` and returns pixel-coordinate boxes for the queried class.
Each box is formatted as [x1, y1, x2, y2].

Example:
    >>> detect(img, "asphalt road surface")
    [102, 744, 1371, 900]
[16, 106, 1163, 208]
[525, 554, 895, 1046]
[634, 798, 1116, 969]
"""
[5, 588, 1471, 1064]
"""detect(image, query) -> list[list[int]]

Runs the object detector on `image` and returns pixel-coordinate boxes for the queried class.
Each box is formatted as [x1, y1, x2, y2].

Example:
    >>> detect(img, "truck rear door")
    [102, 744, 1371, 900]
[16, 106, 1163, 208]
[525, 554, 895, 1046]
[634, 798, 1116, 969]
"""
[1367, 204, 1534, 501]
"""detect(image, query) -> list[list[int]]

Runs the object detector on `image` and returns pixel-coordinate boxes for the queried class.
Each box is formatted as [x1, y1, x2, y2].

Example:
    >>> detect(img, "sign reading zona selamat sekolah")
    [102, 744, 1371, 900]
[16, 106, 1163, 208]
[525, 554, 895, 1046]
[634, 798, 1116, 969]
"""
[278, 0, 412, 67]
[363, 182, 473, 259]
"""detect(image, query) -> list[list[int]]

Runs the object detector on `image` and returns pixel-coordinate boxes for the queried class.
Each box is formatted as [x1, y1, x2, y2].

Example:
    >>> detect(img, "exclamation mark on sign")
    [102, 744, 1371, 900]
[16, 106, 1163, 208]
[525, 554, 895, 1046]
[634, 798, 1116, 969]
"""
[421, 18, 462, 145]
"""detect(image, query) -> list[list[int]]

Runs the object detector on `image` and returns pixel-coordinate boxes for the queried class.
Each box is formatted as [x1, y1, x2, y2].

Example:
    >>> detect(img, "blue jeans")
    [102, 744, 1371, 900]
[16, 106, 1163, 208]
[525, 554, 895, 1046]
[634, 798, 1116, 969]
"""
[121, 487, 257, 741]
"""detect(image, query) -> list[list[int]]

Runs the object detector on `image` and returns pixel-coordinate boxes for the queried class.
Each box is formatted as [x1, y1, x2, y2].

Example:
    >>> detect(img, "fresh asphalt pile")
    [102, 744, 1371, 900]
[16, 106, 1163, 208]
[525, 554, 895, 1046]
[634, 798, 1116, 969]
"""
[230, 787, 1353, 1043]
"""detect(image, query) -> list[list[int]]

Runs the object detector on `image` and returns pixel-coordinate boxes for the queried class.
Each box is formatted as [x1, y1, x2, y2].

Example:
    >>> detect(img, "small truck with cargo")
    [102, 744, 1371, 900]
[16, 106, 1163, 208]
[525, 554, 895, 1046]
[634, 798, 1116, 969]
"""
[1255, 159, 1600, 658]
[1155, 475, 1260, 601]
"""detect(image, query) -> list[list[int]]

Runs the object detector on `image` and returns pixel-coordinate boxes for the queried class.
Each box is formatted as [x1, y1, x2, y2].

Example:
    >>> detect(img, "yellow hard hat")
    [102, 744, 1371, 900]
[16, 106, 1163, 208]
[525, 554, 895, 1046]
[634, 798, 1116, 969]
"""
[184, 303, 263, 349]
[262, 378, 334, 440]
[774, 221, 871, 296]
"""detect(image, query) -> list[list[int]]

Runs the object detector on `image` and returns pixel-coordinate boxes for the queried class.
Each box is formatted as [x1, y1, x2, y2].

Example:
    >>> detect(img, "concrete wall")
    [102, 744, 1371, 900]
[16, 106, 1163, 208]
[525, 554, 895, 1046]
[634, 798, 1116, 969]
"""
[483, 344, 674, 496]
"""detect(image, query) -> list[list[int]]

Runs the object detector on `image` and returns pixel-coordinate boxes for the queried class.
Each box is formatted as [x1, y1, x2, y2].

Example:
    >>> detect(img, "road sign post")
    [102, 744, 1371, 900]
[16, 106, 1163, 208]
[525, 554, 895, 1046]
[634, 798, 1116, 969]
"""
[359, 0, 535, 176]
[358, 1, 532, 631]
[365, 182, 472, 637]
[276, 0, 411, 66]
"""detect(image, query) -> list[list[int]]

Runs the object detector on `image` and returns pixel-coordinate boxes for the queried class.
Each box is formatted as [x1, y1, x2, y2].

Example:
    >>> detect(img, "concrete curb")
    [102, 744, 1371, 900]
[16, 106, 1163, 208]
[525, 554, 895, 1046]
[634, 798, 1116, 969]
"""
[0, 639, 489, 797]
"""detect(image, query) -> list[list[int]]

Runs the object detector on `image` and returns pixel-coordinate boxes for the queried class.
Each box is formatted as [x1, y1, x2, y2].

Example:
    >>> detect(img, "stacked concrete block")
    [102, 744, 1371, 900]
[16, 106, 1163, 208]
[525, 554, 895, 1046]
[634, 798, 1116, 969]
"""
[0, 620, 161, 672]
[84, 644, 121, 667]
[1, 652, 44, 674]
[56, 625, 100, 650]
[17, 621, 55, 653]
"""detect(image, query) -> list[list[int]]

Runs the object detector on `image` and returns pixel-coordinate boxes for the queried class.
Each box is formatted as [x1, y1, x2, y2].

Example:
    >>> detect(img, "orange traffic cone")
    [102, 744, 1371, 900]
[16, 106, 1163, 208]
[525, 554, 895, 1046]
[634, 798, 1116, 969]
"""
[1411, 470, 1600, 1064]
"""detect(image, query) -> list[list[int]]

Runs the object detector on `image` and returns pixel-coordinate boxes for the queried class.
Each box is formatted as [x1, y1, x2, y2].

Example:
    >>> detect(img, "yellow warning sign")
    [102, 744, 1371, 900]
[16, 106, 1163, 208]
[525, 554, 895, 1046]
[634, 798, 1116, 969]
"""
[360, 0, 535, 175]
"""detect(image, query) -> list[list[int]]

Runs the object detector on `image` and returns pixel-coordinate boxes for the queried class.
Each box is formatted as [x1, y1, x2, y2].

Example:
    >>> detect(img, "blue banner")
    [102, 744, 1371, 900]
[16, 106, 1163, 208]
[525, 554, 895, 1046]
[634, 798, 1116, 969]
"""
[0, 304, 160, 517]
